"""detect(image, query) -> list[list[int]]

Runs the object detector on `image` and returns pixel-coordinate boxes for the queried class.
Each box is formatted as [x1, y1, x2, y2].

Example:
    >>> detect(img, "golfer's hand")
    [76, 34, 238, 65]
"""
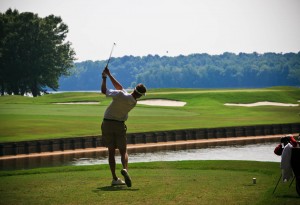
[103, 66, 110, 76]
[102, 70, 107, 78]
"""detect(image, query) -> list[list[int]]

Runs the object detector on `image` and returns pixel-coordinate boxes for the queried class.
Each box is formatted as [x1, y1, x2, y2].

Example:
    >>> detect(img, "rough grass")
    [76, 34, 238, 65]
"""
[0, 160, 298, 205]
[0, 87, 299, 142]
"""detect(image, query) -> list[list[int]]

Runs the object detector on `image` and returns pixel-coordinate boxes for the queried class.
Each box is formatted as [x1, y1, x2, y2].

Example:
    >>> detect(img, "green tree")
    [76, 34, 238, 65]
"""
[0, 9, 75, 96]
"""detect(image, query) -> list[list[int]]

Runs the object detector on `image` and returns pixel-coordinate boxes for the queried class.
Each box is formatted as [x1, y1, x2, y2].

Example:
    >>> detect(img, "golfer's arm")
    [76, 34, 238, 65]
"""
[108, 73, 123, 90]
[101, 77, 107, 94]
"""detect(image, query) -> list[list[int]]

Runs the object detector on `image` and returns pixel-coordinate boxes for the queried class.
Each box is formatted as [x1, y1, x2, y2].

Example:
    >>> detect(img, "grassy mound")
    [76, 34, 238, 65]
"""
[0, 160, 298, 204]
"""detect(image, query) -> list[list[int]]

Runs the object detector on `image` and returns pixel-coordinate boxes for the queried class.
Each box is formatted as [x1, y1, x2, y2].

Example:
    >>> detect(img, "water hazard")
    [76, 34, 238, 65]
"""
[0, 142, 280, 171]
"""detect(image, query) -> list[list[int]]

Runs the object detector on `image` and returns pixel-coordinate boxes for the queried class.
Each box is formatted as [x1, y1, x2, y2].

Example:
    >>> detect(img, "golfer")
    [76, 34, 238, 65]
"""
[101, 66, 146, 187]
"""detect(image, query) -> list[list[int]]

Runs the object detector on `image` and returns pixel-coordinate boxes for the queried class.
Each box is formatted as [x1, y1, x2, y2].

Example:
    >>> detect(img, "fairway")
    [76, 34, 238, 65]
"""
[0, 87, 299, 142]
[0, 160, 299, 205]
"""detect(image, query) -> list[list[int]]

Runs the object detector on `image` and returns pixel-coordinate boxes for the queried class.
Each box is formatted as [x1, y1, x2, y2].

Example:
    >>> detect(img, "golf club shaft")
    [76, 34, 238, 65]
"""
[106, 43, 116, 67]
[289, 176, 295, 188]
[272, 174, 282, 194]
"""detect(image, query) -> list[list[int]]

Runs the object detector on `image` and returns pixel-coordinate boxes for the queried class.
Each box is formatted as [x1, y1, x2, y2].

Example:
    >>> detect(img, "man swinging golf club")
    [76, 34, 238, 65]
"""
[101, 66, 146, 187]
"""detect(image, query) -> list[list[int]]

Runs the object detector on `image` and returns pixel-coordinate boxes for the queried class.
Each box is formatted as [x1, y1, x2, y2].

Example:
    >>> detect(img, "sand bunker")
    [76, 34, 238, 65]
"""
[54, 102, 99, 105]
[137, 99, 186, 107]
[224, 101, 299, 107]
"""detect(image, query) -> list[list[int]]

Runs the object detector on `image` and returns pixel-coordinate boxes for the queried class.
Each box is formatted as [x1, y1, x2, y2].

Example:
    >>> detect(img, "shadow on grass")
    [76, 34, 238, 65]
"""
[274, 194, 300, 199]
[94, 185, 139, 192]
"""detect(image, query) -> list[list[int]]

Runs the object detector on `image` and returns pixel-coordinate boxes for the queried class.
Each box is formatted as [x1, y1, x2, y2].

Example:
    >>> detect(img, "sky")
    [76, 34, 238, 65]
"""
[1, 0, 300, 62]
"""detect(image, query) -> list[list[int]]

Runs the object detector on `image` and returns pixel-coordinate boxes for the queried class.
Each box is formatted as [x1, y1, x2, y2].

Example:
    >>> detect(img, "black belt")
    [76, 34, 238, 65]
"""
[103, 118, 124, 123]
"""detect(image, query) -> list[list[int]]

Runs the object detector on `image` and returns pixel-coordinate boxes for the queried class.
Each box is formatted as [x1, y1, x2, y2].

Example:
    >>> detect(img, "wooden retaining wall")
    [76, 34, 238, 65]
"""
[0, 123, 299, 157]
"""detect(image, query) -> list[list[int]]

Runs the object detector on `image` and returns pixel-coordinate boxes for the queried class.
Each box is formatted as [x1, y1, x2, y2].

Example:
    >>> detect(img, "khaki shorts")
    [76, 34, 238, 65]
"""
[101, 120, 127, 149]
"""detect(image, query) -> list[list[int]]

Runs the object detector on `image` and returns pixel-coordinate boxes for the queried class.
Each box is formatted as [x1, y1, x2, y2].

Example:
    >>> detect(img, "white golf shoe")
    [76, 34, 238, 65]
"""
[111, 178, 126, 186]
[121, 169, 132, 187]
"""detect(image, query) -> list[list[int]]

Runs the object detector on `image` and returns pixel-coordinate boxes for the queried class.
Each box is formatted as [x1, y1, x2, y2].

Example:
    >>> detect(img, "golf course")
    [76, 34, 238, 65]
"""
[0, 87, 300, 204]
[0, 87, 299, 143]
[0, 161, 299, 205]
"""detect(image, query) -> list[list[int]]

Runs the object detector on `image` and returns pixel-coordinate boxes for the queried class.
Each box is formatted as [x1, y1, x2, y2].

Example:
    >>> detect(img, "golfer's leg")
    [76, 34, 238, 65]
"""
[119, 147, 132, 187]
[108, 147, 118, 180]
[119, 148, 128, 170]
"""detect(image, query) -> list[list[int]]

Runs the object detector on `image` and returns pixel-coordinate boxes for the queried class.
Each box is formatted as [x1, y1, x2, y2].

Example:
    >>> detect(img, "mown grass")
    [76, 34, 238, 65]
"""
[0, 160, 298, 205]
[0, 87, 299, 142]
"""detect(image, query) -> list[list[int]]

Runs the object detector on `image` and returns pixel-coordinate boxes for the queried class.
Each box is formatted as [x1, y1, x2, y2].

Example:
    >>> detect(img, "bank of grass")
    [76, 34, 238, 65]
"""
[0, 160, 298, 205]
[0, 87, 299, 142]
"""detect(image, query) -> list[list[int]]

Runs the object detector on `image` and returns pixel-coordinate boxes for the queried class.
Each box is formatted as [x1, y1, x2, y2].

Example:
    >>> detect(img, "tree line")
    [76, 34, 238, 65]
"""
[59, 52, 300, 91]
[0, 9, 75, 96]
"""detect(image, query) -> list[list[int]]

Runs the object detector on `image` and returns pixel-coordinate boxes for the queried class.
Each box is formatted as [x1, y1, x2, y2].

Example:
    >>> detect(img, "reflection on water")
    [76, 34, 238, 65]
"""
[0, 142, 280, 171]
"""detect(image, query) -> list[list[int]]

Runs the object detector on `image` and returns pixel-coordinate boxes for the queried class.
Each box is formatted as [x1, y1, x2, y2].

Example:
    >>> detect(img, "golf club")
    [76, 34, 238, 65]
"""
[289, 176, 295, 188]
[272, 174, 282, 194]
[106, 42, 116, 68]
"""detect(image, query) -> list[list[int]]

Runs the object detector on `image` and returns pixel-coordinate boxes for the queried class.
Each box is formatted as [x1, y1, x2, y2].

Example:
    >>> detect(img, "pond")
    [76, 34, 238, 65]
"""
[0, 142, 280, 171]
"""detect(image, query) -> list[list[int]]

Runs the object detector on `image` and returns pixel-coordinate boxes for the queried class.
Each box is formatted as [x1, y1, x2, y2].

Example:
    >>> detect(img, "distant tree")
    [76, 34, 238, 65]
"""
[0, 9, 75, 96]
[58, 53, 300, 91]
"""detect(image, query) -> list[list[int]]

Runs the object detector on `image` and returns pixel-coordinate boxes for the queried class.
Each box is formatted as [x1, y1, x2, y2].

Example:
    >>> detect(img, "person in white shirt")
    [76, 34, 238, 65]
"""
[279, 135, 298, 182]
[101, 66, 146, 187]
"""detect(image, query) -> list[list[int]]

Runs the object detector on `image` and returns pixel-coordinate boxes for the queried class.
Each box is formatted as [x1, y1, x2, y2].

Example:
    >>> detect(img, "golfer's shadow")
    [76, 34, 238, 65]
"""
[94, 185, 139, 192]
